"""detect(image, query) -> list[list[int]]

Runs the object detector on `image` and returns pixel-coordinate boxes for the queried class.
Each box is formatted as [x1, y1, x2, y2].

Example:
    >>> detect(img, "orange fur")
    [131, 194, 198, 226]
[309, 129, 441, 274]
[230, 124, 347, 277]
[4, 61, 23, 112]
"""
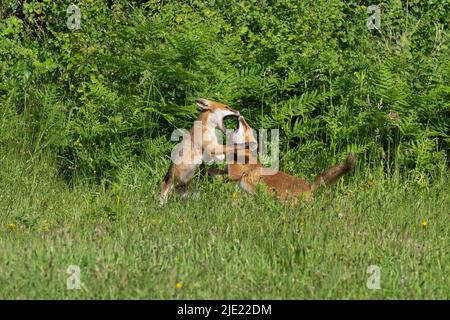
[225, 117, 356, 204]
[159, 99, 247, 205]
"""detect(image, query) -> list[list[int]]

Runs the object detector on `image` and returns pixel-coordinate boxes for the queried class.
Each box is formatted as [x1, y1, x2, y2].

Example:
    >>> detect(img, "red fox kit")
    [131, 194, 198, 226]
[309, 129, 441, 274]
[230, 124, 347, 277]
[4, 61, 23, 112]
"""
[159, 99, 248, 205]
[224, 116, 356, 204]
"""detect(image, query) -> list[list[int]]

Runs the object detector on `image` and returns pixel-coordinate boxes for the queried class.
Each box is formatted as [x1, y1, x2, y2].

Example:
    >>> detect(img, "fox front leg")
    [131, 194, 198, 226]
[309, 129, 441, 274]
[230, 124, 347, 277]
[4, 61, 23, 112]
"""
[206, 142, 256, 159]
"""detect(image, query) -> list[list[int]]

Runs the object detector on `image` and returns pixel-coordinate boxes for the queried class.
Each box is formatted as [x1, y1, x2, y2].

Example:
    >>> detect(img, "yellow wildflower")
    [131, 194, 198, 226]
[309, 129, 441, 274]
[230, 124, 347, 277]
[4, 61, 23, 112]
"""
[366, 180, 375, 188]
[175, 282, 183, 289]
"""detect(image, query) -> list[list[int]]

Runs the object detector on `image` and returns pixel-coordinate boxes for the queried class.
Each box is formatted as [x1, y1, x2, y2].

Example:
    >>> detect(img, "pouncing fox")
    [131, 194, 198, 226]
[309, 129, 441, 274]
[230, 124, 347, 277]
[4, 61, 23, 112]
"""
[159, 99, 250, 205]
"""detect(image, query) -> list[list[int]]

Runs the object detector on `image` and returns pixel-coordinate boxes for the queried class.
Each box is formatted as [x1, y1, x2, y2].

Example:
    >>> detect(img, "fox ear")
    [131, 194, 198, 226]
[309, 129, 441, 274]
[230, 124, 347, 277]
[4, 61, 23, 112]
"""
[196, 98, 210, 111]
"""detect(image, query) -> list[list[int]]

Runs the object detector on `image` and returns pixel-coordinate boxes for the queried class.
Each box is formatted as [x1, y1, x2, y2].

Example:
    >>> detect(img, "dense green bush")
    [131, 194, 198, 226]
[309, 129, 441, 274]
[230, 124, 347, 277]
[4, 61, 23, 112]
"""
[0, 0, 448, 183]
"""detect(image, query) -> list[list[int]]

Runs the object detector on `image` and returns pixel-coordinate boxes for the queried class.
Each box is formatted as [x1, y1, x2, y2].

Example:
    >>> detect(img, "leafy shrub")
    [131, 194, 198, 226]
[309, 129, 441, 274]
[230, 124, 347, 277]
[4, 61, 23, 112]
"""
[0, 0, 448, 183]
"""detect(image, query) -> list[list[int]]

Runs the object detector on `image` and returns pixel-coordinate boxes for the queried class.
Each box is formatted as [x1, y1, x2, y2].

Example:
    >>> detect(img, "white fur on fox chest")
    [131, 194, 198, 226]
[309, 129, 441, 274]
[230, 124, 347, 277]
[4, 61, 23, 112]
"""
[171, 136, 202, 166]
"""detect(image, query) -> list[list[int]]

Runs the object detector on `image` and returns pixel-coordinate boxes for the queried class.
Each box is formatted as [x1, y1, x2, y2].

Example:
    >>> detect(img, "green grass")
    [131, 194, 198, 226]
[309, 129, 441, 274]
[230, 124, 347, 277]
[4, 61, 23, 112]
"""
[0, 150, 449, 299]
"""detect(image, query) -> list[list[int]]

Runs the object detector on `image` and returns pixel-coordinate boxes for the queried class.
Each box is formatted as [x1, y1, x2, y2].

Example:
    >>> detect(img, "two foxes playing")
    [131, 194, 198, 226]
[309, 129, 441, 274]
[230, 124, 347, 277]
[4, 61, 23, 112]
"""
[159, 98, 356, 206]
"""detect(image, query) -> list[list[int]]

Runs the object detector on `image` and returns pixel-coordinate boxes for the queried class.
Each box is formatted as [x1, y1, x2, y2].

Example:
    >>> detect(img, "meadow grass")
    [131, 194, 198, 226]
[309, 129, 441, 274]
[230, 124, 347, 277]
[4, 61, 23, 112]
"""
[1, 0, 448, 301]
[0, 149, 448, 299]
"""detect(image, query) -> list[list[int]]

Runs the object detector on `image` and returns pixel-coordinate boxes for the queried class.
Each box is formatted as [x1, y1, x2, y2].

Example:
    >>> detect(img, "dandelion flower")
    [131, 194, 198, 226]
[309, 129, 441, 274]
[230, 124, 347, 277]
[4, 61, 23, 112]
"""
[7, 223, 15, 230]
[421, 219, 428, 228]
[232, 192, 237, 199]
[175, 282, 183, 289]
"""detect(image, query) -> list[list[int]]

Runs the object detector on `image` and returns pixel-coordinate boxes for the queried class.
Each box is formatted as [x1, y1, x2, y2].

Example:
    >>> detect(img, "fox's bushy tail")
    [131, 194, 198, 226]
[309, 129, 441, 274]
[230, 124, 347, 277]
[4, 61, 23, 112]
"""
[310, 153, 356, 193]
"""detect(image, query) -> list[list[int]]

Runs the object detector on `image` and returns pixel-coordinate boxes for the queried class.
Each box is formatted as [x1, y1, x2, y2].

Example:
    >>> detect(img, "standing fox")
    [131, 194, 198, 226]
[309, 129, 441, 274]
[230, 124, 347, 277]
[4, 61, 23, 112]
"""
[159, 98, 249, 205]
[222, 116, 356, 204]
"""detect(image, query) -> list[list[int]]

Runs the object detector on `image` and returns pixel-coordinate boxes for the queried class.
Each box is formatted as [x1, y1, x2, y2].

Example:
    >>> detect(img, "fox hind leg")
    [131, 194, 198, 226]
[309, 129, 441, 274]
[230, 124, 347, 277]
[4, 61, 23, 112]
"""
[159, 164, 175, 206]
